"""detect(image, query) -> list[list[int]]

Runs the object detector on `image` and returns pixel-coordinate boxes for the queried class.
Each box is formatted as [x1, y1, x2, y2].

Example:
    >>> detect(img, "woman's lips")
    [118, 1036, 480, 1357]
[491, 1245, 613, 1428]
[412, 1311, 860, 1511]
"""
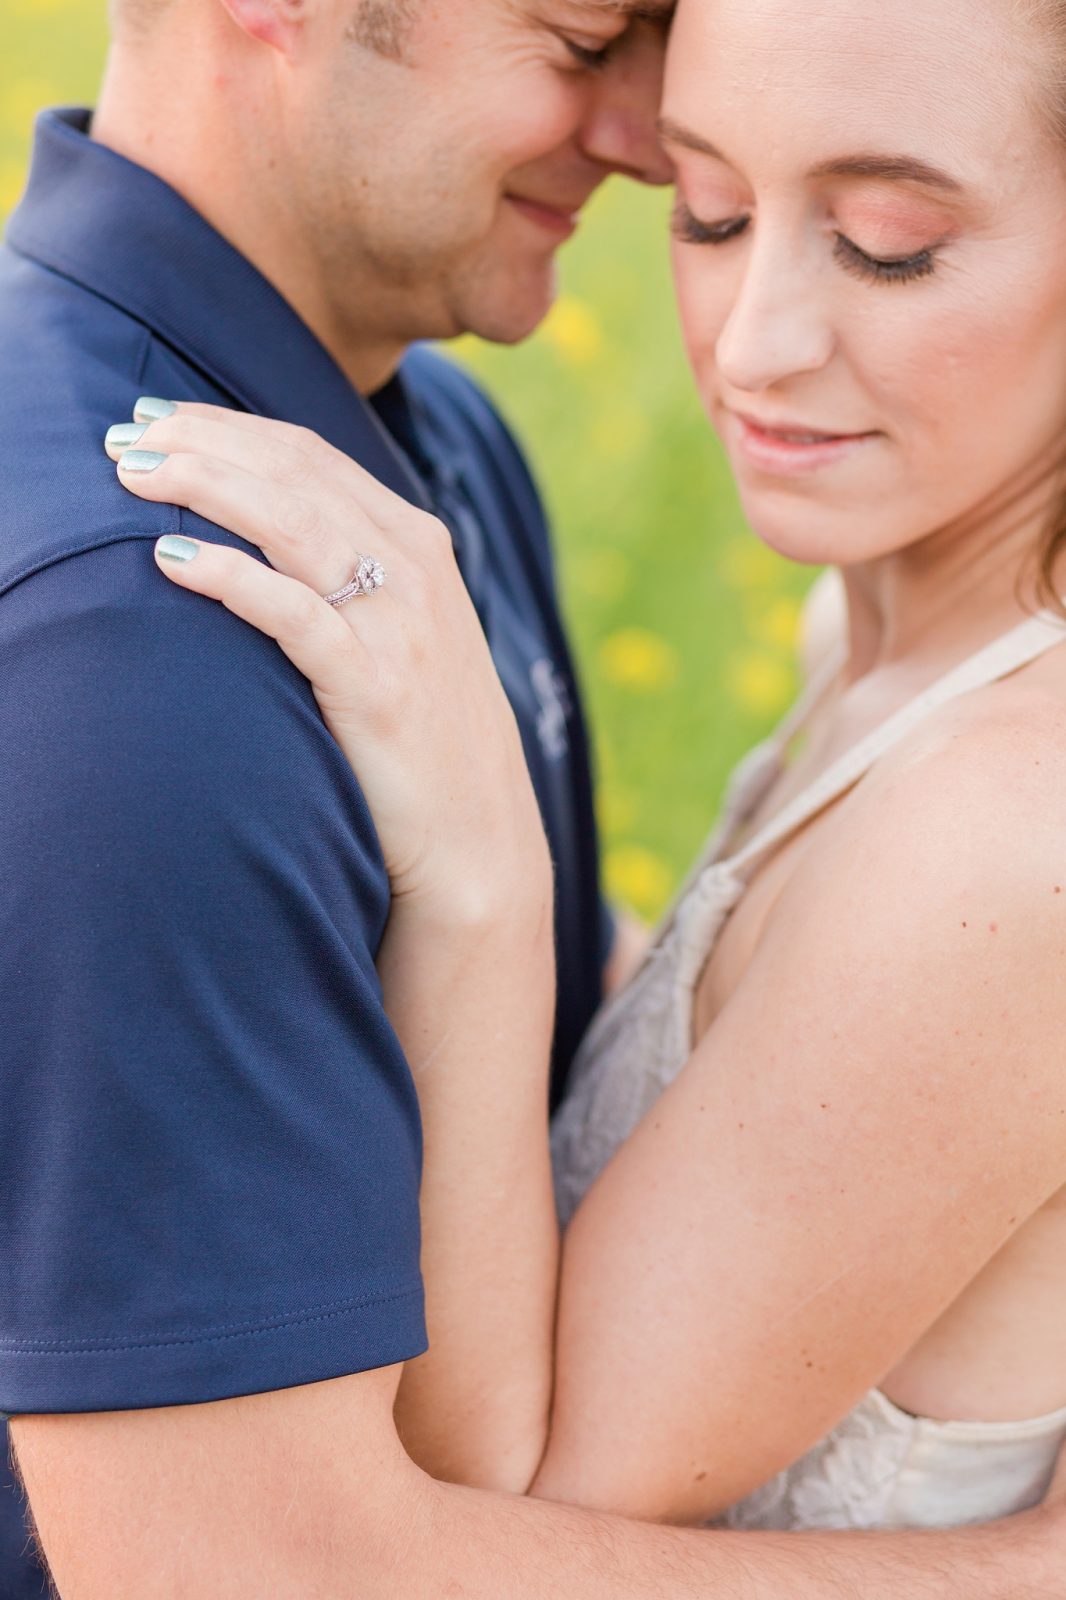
[730, 410, 879, 477]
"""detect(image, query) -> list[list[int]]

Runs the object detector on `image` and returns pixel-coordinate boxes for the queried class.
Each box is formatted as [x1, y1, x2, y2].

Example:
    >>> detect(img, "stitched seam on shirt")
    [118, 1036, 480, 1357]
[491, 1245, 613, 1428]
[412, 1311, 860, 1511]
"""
[0, 527, 184, 600]
[0, 1285, 424, 1356]
[6, 233, 205, 373]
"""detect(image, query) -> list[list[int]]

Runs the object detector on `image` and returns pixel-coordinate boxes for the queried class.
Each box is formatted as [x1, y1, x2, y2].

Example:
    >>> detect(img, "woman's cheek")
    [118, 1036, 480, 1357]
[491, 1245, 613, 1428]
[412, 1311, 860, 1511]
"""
[671, 243, 734, 405]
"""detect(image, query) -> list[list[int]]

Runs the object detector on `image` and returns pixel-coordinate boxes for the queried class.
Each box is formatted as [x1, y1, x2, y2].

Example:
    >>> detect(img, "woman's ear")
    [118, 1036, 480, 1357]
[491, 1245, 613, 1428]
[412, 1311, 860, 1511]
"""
[216, 0, 307, 54]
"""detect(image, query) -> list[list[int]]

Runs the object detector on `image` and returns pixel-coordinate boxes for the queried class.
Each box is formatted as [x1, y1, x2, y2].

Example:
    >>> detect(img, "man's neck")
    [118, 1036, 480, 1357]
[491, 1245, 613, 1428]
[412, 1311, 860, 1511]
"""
[92, 41, 407, 396]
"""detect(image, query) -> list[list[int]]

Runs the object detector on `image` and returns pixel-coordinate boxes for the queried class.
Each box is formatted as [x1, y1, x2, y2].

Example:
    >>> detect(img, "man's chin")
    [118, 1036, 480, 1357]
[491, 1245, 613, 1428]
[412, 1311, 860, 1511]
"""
[452, 262, 560, 348]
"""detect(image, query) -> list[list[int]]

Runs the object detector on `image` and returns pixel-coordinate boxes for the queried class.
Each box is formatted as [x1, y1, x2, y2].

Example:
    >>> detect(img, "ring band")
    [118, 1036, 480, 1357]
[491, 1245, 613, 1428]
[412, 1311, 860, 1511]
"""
[323, 554, 387, 607]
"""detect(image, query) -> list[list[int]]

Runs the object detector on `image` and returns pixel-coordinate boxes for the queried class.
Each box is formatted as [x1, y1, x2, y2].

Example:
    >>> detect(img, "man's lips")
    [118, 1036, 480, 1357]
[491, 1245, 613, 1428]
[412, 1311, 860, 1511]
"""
[728, 409, 880, 477]
[505, 194, 584, 239]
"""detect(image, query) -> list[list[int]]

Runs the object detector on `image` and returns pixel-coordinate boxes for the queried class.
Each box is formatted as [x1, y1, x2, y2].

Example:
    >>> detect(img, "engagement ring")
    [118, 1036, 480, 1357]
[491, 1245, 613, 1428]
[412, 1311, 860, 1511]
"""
[323, 554, 387, 607]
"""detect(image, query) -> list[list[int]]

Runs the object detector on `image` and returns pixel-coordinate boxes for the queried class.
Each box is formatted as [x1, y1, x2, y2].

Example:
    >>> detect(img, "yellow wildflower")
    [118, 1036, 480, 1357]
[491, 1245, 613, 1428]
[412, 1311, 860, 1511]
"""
[605, 843, 673, 920]
[599, 628, 681, 691]
[729, 649, 795, 717]
[747, 595, 802, 651]
[543, 294, 604, 365]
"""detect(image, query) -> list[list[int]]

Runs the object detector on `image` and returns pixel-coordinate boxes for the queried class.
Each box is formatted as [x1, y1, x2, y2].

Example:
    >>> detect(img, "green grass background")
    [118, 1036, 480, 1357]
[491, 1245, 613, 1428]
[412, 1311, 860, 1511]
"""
[0, 1, 815, 921]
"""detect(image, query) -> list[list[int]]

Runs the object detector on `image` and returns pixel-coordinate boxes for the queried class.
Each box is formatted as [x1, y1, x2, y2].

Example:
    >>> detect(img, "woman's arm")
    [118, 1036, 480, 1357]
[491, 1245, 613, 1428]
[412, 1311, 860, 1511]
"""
[108, 407, 561, 1491]
[380, 887, 558, 1490]
[533, 693, 1066, 1521]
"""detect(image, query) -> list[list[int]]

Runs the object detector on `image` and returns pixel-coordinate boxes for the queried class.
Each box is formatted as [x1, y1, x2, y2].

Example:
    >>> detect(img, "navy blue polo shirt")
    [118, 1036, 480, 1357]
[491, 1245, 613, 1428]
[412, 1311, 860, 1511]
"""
[0, 107, 609, 1590]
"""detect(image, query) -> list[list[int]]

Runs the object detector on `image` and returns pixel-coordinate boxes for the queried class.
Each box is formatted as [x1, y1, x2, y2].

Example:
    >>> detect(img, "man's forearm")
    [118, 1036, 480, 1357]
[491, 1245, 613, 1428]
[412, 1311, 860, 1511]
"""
[410, 1479, 1056, 1600]
[17, 1388, 1062, 1600]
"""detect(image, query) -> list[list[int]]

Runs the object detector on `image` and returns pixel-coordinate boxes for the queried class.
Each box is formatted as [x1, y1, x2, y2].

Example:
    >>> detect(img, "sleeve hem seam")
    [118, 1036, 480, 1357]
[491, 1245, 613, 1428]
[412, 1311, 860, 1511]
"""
[0, 1283, 424, 1357]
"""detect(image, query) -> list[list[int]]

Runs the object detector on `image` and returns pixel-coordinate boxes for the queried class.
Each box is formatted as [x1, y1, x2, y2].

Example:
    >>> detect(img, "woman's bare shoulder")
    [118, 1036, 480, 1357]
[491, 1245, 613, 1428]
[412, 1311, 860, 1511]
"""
[842, 673, 1066, 881]
[763, 674, 1066, 1051]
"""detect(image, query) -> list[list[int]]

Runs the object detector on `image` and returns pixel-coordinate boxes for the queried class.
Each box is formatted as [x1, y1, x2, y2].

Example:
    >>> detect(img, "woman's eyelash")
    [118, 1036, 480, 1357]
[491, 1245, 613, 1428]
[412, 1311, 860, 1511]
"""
[671, 204, 750, 246]
[671, 202, 940, 284]
[833, 233, 937, 284]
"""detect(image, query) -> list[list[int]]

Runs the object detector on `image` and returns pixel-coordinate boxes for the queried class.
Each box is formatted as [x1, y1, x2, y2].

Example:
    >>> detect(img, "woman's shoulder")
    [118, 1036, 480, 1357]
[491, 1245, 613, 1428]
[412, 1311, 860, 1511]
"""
[806, 672, 1066, 986]
[869, 671, 1066, 843]
[741, 673, 1066, 1149]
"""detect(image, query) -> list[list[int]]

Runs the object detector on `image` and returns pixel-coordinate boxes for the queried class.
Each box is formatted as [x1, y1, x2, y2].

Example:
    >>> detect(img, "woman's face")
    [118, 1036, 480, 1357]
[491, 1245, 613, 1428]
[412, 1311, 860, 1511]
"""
[664, 0, 1066, 570]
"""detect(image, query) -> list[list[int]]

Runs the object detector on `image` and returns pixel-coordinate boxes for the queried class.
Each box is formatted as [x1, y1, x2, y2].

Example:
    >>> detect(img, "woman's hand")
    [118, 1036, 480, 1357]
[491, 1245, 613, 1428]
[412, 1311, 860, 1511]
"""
[105, 402, 551, 915]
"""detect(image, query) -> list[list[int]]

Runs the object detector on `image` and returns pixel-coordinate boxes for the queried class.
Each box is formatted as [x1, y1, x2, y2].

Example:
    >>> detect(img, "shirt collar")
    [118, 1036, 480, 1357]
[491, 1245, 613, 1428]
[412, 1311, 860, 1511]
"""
[5, 106, 432, 509]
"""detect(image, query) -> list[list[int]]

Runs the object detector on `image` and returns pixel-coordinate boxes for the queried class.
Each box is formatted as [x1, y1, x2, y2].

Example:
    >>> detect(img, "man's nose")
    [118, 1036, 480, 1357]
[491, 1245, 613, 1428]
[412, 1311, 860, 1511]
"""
[714, 240, 836, 392]
[578, 27, 674, 186]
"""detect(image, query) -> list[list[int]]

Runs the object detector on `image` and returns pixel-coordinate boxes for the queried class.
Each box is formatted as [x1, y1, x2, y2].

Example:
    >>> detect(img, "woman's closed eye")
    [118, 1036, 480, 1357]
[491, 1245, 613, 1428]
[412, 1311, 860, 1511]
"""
[671, 202, 751, 247]
[833, 233, 938, 285]
[671, 200, 942, 285]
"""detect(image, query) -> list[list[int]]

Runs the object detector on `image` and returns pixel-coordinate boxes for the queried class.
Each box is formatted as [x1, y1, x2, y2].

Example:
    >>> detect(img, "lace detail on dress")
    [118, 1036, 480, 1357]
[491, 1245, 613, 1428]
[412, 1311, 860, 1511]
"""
[721, 1394, 920, 1532]
[551, 737, 779, 1228]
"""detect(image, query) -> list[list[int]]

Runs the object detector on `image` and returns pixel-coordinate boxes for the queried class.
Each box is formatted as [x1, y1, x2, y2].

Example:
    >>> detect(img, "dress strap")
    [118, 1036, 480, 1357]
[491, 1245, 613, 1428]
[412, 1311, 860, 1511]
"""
[727, 607, 1066, 877]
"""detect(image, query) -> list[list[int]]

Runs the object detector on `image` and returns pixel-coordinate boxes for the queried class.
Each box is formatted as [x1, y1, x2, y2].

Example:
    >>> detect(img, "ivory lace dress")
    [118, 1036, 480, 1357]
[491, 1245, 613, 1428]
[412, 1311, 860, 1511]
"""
[550, 610, 1066, 1531]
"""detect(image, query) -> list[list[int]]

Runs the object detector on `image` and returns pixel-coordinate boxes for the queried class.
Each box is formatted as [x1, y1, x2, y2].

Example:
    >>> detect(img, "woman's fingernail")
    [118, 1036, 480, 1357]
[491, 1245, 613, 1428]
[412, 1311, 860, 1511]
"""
[119, 451, 168, 474]
[105, 423, 147, 451]
[134, 397, 177, 422]
[156, 536, 199, 564]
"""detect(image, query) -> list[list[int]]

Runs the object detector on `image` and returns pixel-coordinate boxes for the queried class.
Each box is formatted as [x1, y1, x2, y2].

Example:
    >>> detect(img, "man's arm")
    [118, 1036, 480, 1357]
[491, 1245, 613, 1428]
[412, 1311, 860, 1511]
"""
[12, 1378, 1058, 1600]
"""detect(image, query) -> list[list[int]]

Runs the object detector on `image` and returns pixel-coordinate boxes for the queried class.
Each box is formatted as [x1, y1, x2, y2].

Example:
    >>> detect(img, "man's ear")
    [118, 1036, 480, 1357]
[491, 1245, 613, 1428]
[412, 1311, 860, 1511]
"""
[216, 0, 307, 54]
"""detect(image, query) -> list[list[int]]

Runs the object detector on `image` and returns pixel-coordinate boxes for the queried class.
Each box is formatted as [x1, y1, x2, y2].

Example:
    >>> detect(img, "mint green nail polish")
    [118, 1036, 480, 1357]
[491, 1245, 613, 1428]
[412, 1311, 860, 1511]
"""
[106, 423, 147, 451]
[156, 536, 199, 564]
[134, 397, 177, 422]
[119, 450, 168, 473]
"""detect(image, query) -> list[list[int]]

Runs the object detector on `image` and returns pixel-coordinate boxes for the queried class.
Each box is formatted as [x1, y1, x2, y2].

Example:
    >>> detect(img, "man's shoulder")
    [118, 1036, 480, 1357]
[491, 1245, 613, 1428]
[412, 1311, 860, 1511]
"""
[0, 242, 181, 598]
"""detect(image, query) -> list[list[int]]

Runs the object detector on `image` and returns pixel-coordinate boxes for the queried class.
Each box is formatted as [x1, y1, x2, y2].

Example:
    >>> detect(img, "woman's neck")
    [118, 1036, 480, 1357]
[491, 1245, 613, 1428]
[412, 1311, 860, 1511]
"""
[842, 462, 1065, 683]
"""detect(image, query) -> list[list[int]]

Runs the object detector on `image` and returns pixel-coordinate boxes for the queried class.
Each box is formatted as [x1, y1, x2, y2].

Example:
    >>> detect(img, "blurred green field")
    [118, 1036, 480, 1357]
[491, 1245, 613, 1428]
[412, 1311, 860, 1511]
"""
[0, 1, 815, 921]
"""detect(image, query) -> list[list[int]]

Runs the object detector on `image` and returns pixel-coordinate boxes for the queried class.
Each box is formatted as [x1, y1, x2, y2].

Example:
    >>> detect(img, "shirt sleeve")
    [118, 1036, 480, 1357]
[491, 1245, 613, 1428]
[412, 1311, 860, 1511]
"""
[0, 537, 426, 1415]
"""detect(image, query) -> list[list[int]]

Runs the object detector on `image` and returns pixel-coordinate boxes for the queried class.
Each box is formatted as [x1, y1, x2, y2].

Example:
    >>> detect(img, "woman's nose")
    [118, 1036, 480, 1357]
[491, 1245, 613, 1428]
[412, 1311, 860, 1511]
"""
[579, 27, 675, 186]
[714, 245, 835, 392]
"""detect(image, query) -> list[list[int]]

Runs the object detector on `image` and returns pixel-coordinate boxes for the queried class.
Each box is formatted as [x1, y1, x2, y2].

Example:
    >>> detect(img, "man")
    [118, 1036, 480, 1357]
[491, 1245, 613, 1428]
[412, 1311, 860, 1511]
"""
[0, 4, 666, 1589]
[0, 2, 1062, 1594]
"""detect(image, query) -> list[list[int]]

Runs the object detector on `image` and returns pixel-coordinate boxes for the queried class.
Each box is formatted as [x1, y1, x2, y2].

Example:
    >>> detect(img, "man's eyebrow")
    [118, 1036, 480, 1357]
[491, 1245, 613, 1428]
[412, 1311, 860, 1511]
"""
[657, 118, 965, 195]
[587, 0, 677, 19]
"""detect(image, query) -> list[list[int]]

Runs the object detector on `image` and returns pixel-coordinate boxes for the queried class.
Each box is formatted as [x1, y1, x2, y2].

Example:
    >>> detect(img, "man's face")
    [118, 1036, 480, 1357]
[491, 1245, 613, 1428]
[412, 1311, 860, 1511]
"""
[288, 0, 673, 351]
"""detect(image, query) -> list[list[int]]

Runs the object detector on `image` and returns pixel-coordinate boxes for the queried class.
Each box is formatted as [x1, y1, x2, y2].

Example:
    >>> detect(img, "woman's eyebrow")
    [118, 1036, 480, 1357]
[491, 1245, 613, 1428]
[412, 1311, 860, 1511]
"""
[657, 118, 965, 196]
[657, 117, 725, 158]
[809, 154, 965, 194]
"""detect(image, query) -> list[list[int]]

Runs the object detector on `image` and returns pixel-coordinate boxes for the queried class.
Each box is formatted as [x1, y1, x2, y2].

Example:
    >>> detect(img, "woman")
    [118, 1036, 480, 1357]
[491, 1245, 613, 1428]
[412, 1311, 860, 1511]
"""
[103, 0, 1066, 1531]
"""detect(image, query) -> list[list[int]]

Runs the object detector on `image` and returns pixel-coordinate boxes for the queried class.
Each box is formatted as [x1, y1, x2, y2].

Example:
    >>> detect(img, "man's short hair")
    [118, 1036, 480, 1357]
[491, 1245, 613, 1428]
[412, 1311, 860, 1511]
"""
[112, 0, 419, 57]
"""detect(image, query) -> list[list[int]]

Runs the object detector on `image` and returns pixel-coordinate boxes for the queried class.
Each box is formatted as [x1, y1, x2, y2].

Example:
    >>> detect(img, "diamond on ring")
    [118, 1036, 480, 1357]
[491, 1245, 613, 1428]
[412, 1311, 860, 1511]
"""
[323, 555, 387, 608]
